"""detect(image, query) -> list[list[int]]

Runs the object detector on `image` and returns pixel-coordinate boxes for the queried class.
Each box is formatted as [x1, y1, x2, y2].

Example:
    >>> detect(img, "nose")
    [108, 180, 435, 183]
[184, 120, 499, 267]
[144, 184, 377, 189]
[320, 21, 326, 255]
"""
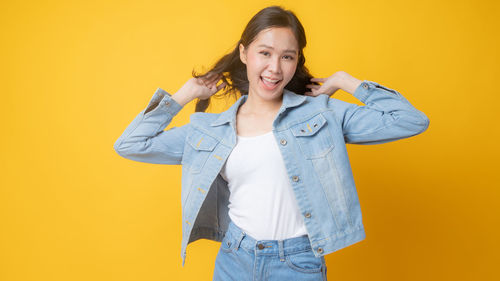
[268, 56, 282, 74]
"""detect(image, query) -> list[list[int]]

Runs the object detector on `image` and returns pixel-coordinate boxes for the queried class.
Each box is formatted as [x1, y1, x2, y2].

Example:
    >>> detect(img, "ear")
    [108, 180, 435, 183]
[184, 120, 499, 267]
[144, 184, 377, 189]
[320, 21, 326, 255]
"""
[239, 43, 247, 65]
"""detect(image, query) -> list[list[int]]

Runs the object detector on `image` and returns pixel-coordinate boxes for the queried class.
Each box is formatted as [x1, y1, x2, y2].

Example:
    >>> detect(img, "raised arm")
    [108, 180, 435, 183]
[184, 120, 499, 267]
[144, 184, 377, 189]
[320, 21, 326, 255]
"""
[113, 75, 227, 164]
[113, 88, 191, 164]
[308, 71, 430, 144]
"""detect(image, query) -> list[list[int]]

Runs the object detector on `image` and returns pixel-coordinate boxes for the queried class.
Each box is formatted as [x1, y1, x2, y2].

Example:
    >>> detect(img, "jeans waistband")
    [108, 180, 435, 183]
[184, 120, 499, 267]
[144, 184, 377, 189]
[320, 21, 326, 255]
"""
[225, 219, 313, 257]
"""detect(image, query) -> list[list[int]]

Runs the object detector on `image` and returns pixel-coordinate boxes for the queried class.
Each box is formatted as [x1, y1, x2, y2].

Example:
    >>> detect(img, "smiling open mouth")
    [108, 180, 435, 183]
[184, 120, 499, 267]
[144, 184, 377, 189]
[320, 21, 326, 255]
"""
[260, 76, 282, 90]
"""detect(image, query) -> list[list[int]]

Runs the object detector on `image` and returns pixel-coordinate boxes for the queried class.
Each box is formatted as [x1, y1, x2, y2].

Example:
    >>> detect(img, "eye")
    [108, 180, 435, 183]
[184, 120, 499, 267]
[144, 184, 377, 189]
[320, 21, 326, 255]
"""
[259, 51, 294, 60]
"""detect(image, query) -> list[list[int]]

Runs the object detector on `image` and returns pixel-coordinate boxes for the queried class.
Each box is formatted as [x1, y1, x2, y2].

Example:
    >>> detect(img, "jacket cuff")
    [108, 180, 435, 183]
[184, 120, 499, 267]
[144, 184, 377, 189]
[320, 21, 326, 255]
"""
[144, 87, 183, 116]
[352, 80, 401, 103]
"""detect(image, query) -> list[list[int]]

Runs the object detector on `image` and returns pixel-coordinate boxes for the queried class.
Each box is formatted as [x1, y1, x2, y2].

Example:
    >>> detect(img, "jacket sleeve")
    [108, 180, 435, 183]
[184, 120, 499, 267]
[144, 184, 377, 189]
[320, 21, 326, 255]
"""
[328, 80, 430, 144]
[113, 87, 190, 164]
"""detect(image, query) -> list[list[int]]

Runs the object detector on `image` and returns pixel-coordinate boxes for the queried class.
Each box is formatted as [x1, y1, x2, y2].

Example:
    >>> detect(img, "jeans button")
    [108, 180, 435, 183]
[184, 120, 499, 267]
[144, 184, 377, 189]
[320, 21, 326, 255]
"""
[257, 243, 265, 250]
[280, 139, 287, 145]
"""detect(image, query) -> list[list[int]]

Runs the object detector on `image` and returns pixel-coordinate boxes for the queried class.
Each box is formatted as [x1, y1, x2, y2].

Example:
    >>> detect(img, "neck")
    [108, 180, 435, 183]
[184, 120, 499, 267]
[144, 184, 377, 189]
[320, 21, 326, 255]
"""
[240, 91, 283, 116]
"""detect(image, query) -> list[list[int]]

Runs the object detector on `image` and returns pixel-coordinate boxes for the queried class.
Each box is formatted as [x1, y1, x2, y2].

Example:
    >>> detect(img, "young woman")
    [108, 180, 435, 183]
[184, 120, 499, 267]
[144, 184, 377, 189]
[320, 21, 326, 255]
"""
[114, 5, 429, 281]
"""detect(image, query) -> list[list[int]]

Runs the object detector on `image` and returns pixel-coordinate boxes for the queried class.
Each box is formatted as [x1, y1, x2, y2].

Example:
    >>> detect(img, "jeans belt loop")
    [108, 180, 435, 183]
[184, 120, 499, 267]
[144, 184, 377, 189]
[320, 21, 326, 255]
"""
[278, 240, 285, 262]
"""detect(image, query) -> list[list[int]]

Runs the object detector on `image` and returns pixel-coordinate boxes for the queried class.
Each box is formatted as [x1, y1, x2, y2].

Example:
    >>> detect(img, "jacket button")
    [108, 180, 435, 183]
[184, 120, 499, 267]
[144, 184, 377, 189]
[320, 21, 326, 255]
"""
[280, 139, 287, 145]
[362, 83, 368, 89]
[317, 247, 324, 254]
[164, 101, 170, 106]
[292, 176, 299, 182]
[304, 212, 311, 218]
[257, 243, 265, 250]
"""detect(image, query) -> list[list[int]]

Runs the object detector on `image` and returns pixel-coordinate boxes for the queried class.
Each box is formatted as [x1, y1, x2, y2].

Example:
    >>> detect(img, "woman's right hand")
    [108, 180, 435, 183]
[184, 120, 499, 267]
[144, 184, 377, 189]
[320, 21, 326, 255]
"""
[171, 74, 226, 106]
[177, 74, 227, 100]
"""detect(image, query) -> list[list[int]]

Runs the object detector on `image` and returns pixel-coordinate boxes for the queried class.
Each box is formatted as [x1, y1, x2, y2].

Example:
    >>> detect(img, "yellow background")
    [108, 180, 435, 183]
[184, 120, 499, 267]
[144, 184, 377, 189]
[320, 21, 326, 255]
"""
[1, 0, 499, 280]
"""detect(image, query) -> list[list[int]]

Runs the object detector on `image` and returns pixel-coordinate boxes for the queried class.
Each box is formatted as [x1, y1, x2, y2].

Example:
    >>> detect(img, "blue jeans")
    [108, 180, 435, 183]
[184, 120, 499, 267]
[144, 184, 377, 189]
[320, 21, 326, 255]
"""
[213, 219, 328, 280]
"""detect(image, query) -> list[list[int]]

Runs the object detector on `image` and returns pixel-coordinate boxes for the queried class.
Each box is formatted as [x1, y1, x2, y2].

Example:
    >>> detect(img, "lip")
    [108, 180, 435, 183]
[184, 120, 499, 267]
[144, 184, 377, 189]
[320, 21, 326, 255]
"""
[260, 76, 282, 91]
[261, 76, 282, 81]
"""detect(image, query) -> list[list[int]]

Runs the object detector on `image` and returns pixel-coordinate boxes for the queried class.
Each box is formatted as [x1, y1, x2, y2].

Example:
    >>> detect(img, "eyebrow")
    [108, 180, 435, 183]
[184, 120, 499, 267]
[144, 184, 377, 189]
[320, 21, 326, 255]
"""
[257, 44, 297, 54]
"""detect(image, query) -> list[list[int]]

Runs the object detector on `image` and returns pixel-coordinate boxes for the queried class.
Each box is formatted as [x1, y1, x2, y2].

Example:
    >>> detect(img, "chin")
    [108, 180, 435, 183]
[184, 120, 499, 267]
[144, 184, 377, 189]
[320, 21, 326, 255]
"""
[252, 85, 284, 100]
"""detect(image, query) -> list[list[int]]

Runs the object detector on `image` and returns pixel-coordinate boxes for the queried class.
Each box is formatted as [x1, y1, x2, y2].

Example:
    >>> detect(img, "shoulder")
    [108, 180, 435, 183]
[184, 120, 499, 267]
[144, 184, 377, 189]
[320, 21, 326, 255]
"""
[295, 94, 357, 126]
[305, 94, 351, 108]
[188, 112, 219, 127]
[295, 94, 331, 112]
[301, 93, 357, 113]
[187, 111, 229, 142]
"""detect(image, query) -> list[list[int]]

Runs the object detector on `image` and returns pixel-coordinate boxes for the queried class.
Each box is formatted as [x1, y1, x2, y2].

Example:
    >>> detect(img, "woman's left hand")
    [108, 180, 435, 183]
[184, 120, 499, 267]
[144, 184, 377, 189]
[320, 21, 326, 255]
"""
[305, 71, 348, 97]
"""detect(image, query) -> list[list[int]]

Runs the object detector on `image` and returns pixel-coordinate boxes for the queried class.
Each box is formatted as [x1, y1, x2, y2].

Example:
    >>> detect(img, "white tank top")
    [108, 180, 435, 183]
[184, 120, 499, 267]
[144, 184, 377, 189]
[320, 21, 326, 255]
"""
[220, 130, 308, 240]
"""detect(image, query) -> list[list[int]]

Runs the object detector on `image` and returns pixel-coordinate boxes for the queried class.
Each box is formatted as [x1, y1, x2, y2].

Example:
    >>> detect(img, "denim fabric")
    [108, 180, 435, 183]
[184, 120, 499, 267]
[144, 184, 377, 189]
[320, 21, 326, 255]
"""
[213, 219, 327, 281]
[113, 80, 430, 267]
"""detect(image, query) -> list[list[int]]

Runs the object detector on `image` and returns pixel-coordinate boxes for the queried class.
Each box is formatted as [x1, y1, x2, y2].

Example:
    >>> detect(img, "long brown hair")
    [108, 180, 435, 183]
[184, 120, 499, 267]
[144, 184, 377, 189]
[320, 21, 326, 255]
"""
[192, 5, 316, 112]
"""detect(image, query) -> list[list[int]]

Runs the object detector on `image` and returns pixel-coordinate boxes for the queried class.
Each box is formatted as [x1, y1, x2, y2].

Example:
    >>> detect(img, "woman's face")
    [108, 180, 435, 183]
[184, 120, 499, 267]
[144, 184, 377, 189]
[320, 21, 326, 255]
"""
[239, 27, 299, 102]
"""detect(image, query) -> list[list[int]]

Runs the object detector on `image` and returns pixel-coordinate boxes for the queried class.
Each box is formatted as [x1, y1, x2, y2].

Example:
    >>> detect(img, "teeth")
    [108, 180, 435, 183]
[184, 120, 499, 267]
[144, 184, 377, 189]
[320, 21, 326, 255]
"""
[262, 77, 280, 83]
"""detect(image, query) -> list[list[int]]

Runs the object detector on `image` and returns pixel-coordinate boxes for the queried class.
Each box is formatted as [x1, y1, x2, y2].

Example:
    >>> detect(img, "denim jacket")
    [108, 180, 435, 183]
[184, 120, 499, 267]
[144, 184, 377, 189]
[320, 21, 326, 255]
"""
[113, 80, 429, 266]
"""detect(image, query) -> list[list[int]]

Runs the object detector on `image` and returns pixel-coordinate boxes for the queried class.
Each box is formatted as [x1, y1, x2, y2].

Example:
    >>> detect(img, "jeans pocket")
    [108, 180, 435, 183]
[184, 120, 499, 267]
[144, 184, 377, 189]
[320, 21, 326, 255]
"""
[285, 250, 324, 273]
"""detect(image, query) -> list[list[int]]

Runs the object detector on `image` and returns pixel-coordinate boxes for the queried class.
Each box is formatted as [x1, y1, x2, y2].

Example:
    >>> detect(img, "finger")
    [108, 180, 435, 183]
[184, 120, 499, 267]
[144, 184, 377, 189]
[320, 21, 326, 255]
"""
[202, 74, 216, 85]
[310, 87, 319, 94]
[306, 84, 321, 90]
[210, 83, 218, 92]
[207, 75, 218, 85]
[200, 76, 212, 86]
[213, 78, 224, 88]
[216, 81, 227, 91]
[205, 72, 216, 80]
[208, 73, 222, 84]
[310, 77, 326, 82]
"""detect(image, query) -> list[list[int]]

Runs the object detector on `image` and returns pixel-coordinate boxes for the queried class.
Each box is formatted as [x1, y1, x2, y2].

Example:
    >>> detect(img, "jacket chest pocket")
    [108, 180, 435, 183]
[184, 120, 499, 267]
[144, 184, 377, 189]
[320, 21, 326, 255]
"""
[291, 113, 334, 159]
[183, 129, 219, 173]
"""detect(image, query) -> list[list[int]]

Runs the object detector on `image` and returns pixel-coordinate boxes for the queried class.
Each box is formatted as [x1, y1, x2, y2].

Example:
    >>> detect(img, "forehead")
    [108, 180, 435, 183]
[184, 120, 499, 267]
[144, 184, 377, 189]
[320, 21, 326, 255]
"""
[251, 27, 298, 53]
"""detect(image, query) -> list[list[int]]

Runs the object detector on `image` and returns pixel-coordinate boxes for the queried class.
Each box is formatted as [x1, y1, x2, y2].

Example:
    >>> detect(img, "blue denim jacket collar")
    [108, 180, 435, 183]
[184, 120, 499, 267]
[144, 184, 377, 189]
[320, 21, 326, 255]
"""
[209, 88, 307, 127]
